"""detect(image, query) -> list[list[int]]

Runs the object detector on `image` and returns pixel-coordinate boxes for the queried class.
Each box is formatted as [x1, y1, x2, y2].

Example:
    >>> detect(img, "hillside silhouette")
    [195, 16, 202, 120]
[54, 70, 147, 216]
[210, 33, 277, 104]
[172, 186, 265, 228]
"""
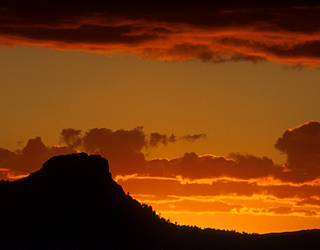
[0, 153, 319, 249]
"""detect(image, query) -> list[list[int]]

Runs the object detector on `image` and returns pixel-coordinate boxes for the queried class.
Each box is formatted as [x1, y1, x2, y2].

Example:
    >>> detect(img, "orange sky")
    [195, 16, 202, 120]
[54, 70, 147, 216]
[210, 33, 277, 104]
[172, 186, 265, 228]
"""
[1, 1, 320, 233]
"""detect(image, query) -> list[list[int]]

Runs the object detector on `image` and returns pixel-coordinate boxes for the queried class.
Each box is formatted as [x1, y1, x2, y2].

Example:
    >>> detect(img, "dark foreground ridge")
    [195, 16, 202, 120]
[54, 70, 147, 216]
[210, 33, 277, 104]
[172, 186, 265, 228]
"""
[0, 153, 319, 249]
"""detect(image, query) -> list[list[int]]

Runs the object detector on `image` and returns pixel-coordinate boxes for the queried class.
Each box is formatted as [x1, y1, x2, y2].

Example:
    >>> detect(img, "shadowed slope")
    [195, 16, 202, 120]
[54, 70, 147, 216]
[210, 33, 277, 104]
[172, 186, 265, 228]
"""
[0, 153, 319, 249]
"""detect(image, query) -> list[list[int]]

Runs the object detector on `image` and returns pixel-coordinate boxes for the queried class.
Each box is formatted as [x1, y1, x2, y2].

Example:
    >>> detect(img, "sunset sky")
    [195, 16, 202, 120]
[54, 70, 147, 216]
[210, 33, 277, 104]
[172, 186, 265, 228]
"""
[1, 1, 320, 234]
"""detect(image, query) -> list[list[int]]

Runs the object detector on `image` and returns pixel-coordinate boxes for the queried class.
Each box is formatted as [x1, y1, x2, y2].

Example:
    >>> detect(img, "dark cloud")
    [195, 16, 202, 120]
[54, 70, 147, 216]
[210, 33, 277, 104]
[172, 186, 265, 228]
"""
[165, 44, 216, 62]
[2, 122, 320, 222]
[82, 127, 146, 155]
[147, 152, 284, 181]
[117, 176, 320, 206]
[60, 128, 82, 148]
[229, 53, 266, 63]
[0, 137, 77, 180]
[216, 37, 320, 59]
[1, 1, 318, 30]
[228, 153, 279, 180]
[2, 122, 320, 184]
[275, 121, 320, 182]
[152, 199, 244, 213]
[58, 127, 195, 175]
[267, 206, 292, 215]
[58, 127, 207, 176]
[266, 207, 318, 216]
[57, 127, 208, 176]
[180, 134, 207, 142]
[22, 137, 48, 158]
[0, 1, 319, 67]
[0, 25, 161, 45]
[116, 176, 320, 220]
[164, 44, 267, 63]
[0, 128, 278, 181]
[47, 145, 79, 158]
[0, 147, 17, 161]
[118, 175, 320, 213]
[147, 146, 320, 183]
[296, 198, 320, 207]
[2, 121, 320, 220]
[81, 127, 147, 175]
[149, 133, 176, 147]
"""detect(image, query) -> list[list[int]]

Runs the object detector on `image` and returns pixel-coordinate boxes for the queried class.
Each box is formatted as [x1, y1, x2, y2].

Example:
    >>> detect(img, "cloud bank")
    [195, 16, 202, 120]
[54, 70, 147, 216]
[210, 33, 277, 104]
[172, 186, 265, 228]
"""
[1, 2, 320, 68]
[1, 121, 320, 223]
[2, 121, 320, 183]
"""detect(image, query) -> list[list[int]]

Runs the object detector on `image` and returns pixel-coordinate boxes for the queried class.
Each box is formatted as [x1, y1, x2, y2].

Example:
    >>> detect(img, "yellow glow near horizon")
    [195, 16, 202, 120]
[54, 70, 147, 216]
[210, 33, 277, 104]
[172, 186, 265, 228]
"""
[1, 46, 320, 234]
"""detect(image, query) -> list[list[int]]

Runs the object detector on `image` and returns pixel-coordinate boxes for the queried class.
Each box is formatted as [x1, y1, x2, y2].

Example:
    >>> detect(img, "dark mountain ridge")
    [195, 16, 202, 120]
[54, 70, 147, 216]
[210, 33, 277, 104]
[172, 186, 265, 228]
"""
[0, 153, 319, 249]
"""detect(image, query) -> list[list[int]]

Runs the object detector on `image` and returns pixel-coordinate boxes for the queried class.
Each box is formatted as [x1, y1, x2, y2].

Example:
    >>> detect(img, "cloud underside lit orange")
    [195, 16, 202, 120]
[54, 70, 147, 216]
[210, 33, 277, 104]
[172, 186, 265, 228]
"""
[1, 3, 320, 68]
[1, 121, 320, 232]
[116, 175, 320, 233]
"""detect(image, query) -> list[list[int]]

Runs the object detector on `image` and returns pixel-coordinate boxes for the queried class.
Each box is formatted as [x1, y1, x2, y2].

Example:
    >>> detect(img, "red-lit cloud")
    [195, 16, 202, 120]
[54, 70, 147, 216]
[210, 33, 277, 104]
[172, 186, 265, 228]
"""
[0, 2, 320, 68]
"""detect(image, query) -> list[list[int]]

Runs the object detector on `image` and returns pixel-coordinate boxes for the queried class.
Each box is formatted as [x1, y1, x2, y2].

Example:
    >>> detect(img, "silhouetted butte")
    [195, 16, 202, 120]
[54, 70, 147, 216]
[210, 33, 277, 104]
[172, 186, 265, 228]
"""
[0, 153, 319, 250]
